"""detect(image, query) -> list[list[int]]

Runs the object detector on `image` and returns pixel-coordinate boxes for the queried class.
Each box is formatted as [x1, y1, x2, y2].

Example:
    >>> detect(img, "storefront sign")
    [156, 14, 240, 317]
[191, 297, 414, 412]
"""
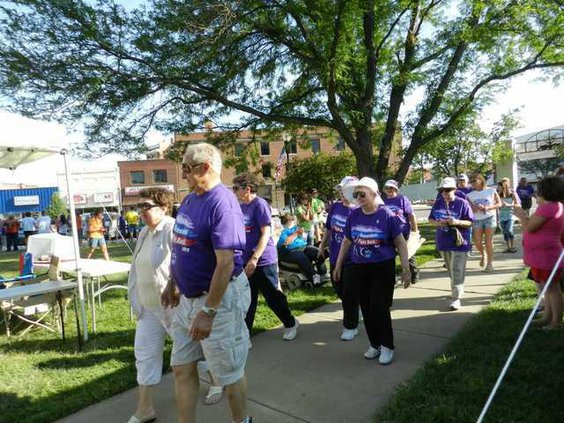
[73, 193, 87, 205]
[124, 184, 174, 196]
[94, 192, 114, 203]
[14, 195, 40, 206]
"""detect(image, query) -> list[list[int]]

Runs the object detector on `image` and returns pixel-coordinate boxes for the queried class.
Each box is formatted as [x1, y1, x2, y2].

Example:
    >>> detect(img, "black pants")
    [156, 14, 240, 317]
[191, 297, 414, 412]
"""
[245, 264, 295, 332]
[278, 246, 327, 281]
[346, 260, 396, 349]
[332, 263, 360, 329]
[404, 233, 419, 282]
[6, 233, 18, 251]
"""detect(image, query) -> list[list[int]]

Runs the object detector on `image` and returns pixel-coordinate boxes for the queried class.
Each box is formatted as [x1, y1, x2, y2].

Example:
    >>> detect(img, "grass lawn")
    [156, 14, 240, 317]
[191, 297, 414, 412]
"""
[375, 273, 564, 423]
[0, 226, 440, 423]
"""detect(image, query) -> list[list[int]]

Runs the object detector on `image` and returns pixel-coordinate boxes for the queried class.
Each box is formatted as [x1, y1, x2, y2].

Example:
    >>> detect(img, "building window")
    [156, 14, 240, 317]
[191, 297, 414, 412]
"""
[311, 139, 320, 154]
[335, 136, 345, 152]
[262, 164, 272, 178]
[287, 140, 297, 155]
[130, 171, 145, 185]
[234, 143, 245, 157]
[260, 141, 270, 156]
[153, 169, 167, 183]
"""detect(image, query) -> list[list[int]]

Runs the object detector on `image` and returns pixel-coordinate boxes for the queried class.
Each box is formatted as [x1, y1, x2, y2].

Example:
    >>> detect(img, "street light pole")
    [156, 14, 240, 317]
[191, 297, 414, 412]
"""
[282, 131, 294, 214]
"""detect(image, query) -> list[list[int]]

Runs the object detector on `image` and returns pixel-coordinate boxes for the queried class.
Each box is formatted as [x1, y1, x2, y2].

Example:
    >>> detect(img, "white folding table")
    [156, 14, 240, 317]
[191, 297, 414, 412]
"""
[0, 280, 78, 343]
[34, 259, 131, 333]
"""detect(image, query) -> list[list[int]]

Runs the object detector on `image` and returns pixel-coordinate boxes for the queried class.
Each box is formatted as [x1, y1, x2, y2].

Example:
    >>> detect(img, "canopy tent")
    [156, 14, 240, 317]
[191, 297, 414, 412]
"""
[0, 144, 89, 342]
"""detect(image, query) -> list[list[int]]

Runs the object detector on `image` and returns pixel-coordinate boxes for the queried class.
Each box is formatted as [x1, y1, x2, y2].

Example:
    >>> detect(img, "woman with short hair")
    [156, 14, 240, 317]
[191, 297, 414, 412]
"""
[127, 187, 176, 423]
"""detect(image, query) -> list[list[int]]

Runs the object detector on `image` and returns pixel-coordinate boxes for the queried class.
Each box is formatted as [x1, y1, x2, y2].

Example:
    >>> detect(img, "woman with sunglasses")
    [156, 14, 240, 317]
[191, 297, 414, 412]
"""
[428, 177, 474, 311]
[334, 177, 410, 365]
[466, 174, 502, 272]
[127, 188, 176, 423]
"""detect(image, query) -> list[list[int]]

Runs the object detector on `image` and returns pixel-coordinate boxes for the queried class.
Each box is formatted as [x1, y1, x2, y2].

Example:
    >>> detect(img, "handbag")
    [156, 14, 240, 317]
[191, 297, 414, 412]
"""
[445, 203, 465, 247]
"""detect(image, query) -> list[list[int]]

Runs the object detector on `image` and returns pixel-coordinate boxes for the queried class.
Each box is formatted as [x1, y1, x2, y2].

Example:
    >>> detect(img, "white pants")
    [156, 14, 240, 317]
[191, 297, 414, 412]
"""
[134, 307, 174, 386]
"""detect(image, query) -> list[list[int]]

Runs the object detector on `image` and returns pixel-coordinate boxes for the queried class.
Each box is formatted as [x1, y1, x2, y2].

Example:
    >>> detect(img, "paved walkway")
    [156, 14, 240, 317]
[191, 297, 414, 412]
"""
[57, 234, 525, 423]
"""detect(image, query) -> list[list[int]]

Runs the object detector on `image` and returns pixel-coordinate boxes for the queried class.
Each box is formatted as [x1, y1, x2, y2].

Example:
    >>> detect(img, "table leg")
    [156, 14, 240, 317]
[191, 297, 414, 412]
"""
[56, 291, 65, 341]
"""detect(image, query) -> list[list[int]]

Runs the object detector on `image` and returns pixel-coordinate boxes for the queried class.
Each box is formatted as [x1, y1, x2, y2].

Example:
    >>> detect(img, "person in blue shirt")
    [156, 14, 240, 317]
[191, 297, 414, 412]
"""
[277, 214, 327, 285]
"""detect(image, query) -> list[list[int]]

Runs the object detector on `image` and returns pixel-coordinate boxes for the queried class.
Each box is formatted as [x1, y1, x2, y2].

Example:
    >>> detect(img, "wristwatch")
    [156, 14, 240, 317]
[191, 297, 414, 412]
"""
[201, 305, 217, 317]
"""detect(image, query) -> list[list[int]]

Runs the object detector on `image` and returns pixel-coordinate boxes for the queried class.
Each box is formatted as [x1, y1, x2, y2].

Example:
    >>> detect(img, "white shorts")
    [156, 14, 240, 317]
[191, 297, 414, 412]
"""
[170, 273, 251, 387]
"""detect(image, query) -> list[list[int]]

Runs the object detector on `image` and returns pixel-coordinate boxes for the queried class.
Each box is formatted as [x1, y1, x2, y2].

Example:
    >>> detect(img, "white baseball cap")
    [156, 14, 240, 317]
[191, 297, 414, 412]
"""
[334, 176, 358, 190]
[384, 179, 400, 191]
[458, 173, 469, 181]
[437, 177, 457, 190]
[343, 177, 385, 205]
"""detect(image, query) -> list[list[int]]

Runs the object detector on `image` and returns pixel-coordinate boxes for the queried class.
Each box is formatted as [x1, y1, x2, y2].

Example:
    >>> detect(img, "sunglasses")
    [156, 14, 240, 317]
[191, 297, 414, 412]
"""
[182, 162, 205, 174]
[138, 203, 159, 211]
[439, 188, 456, 193]
[353, 191, 368, 199]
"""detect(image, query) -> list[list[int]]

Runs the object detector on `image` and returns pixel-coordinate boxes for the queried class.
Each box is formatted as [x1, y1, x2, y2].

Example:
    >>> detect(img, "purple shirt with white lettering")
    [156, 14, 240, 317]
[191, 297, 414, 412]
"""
[344, 206, 403, 264]
[171, 184, 245, 297]
[325, 201, 356, 266]
[428, 196, 474, 252]
[516, 185, 534, 201]
[240, 196, 277, 266]
[384, 194, 413, 236]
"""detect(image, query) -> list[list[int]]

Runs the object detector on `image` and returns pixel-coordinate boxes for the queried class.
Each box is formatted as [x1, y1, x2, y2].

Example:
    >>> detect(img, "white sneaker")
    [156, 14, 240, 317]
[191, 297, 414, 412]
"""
[282, 319, 299, 341]
[449, 299, 461, 311]
[313, 274, 321, 285]
[340, 328, 358, 341]
[321, 273, 331, 282]
[364, 345, 381, 359]
[379, 346, 394, 365]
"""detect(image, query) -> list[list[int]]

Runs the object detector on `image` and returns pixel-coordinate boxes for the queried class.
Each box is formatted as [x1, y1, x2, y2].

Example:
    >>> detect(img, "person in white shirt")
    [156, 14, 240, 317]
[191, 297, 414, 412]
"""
[19, 212, 37, 246]
[127, 187, 176, 423]
[466, 174, 502, 272]
[36, 211, 52, 234]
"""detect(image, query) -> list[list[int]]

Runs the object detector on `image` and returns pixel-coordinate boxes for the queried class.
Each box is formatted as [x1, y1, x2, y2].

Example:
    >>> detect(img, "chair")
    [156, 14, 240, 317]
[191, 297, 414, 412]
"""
[1, 256, 64, 337]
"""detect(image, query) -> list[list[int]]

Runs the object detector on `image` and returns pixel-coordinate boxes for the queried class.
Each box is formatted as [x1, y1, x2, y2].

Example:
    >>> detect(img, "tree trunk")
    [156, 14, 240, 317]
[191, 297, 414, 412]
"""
[394, 138, 420, 184]
[354, 128, 375, 178]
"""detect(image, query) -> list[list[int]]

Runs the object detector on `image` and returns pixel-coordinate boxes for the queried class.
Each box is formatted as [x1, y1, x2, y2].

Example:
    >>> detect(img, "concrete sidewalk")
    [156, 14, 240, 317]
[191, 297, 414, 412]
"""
[57, 236, 526, 423]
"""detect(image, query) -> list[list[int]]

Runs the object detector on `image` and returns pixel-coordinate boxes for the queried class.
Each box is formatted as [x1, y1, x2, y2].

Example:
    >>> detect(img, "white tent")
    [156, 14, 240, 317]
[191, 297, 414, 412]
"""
[0, 145, 89, 342]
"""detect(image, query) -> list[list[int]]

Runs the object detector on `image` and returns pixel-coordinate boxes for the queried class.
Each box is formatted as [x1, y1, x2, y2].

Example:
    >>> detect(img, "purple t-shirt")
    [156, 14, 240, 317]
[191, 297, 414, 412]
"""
[325, 201, 356, 266]
[171, 184, 246, 297]
[384, 194, 413, 236]
[428, 196, 474, 252]
[344, 206, 404, 264]
[516, 185, 534, 201]
[240, 196, 277, 267]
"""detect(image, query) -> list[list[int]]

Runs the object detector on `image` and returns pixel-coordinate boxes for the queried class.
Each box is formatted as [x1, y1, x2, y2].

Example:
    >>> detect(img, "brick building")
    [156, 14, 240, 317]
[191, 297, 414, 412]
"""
[118, 126, 402, 208]
[118, 158, 187, 208]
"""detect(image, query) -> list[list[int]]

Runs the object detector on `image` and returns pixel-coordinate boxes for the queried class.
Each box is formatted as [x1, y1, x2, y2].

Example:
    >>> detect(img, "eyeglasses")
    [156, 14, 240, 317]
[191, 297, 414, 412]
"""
[138, 203, 159, 211]
[182, 162, 205, 174]
[353, 191, 367, 199]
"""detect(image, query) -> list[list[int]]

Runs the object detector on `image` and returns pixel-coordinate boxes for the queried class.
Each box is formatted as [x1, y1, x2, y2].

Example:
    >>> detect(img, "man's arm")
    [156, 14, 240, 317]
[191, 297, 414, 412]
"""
[189, 249, 235, 341]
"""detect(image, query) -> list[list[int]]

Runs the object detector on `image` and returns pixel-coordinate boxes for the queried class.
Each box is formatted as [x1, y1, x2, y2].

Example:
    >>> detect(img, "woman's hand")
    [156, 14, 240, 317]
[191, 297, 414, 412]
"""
[401, 268, 411, 289]
[333, 265, 342, 282]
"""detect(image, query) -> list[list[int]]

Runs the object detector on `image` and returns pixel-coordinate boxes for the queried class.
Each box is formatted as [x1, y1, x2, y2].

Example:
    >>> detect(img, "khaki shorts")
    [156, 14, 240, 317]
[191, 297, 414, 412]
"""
[170, 273, 251, 387]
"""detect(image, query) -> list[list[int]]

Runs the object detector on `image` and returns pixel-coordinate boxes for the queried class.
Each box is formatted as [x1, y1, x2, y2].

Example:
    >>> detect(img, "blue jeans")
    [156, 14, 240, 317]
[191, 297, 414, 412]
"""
[499, 219, 514, 241]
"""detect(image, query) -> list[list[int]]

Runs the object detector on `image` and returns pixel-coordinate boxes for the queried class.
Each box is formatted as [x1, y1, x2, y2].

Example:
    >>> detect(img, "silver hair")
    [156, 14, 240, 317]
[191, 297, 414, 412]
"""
[183, 143, 222, 174]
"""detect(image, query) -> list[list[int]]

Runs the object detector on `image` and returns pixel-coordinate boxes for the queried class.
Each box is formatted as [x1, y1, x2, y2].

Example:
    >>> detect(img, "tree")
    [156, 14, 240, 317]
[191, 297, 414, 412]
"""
[45, 192, 66, 220]
[414, 112, 520, 179]
[281, 152, 356, 201]
[0, 1, 562, 182]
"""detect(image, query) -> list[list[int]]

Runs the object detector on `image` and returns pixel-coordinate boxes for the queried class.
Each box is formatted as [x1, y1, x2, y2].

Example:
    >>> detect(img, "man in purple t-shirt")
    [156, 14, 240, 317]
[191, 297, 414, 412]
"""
[232, 173, 299, 341]
[516, 177, 535, 214]
[428, 177, 474, 312]
[162, 143, 252, 423]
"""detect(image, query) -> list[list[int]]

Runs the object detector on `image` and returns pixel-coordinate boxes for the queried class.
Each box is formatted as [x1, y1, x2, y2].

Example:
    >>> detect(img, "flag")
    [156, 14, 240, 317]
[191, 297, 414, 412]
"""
[275, 146, 286, 180]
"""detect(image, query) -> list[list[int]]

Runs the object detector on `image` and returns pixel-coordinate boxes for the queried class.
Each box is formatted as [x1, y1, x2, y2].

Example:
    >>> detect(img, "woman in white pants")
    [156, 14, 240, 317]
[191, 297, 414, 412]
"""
[127, 188, 176, 423]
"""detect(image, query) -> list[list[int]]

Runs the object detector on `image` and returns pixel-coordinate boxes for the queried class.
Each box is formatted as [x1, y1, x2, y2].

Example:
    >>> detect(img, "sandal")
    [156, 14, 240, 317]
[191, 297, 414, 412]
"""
[479, 256, 486, 267]
[204, 386, 224, 405]
[127, 413, 157, 423]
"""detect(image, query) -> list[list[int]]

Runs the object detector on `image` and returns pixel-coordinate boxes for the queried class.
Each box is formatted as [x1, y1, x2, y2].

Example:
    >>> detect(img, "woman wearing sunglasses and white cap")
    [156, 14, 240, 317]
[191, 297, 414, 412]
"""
[334, 177, 410, 365]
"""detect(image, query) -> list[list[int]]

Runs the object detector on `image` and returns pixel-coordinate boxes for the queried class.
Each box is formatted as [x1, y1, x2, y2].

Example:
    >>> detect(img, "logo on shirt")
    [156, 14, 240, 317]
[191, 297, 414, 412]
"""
[243, 217, 253, 234]
[350, 224, 386, 246]
[173, 214, 198, 248]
